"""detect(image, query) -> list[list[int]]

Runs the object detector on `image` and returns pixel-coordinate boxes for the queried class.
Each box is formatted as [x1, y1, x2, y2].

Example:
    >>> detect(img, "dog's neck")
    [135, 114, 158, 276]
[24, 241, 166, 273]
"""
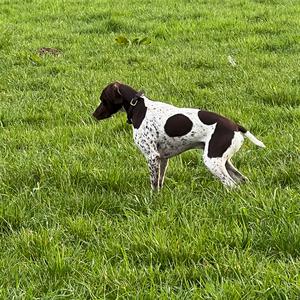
[123, 96, 147, 128]
[117, 84, 147, 128]
[118, 84, 139, 103]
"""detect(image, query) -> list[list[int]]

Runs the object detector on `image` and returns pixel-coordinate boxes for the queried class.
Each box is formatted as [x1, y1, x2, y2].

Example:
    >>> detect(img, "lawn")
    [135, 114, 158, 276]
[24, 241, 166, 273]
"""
[0, 0, 300, 298]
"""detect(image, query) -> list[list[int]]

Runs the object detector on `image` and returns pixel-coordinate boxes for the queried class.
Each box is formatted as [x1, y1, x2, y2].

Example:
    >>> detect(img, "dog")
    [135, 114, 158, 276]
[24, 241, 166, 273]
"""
[93, 82, 265, 190]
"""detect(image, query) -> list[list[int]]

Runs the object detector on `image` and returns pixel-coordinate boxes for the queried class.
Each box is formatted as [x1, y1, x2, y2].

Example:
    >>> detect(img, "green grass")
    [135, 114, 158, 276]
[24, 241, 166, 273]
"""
[1, 0, 300, 298]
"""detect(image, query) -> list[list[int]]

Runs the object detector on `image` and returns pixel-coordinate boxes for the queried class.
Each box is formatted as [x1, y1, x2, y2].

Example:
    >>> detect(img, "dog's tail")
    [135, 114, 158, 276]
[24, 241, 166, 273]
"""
[238, 125, 266, 148]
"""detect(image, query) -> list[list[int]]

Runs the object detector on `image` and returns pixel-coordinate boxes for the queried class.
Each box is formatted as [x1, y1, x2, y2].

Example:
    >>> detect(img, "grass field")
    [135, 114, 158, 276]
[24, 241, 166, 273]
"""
[1, 0, 300, 298]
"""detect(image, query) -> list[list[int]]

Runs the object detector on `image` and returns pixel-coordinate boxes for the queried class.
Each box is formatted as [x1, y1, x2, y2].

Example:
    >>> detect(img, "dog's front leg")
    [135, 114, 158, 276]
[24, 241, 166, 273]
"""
[147, 155, 160, 191]
[159, 158, 169, 189]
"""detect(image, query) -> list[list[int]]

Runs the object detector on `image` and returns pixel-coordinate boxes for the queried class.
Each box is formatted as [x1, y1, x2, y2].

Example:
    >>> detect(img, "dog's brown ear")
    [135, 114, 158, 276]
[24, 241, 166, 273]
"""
[113, 82, 121, 95]
[111, 82, 123, 104]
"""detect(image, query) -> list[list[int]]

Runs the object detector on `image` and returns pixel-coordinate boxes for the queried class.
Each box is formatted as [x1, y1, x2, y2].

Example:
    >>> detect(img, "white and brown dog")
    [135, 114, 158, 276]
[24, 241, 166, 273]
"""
[93, 82, 265, 190]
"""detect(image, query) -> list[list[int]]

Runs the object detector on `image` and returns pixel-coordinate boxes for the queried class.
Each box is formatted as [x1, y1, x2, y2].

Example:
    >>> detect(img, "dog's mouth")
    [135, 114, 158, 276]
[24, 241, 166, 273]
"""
[93, 100, 125, 120]
[92, 111, 112, 120]
[92, 103, 113, 120]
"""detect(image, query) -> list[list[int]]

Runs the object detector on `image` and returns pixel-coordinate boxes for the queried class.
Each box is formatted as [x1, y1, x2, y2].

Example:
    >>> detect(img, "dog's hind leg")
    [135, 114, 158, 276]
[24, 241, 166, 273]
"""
[202, 131, 246, 188]
[225, 160, 248, 184]
[223, 132, 246, 184]
[158, 158, 169, 189]
[203, 156, 236, 188]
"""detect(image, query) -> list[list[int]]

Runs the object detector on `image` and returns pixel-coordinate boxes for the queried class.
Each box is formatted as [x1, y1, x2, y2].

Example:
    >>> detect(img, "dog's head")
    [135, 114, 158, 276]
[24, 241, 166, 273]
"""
[93, 82, 140, 120]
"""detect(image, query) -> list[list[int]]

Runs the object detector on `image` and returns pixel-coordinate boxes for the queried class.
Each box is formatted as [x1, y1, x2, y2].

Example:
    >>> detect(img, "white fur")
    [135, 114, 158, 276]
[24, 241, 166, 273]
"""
[132, 96, 264, 190]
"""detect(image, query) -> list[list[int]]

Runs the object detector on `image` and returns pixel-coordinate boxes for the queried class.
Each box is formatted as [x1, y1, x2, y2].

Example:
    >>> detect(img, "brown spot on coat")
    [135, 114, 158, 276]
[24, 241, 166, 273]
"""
[198, 110, 240, 158]
[164, 114, 193, 137]
[198, 111, 239, 130]
[208, 125, 235, 158]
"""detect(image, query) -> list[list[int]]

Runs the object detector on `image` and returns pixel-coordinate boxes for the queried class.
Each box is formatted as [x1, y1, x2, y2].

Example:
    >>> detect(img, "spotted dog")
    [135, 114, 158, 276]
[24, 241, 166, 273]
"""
[93, 82, 265, 189]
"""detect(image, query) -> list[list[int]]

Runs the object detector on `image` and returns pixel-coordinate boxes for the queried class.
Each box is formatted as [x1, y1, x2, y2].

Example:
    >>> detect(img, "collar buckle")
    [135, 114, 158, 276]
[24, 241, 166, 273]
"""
[130, 97, 139, 106]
